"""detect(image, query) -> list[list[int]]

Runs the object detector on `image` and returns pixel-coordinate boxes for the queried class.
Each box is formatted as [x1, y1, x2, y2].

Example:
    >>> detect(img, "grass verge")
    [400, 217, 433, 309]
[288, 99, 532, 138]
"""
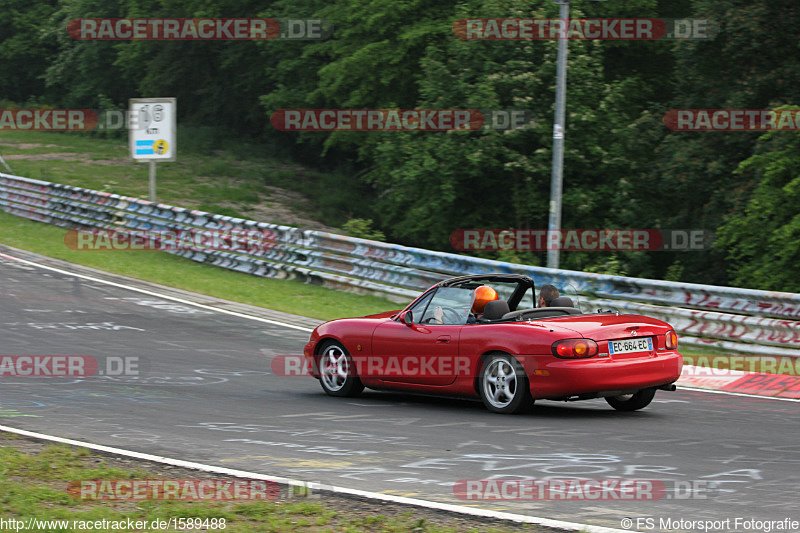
[0, 129, 369, 228]
[0, 432, 548, 533]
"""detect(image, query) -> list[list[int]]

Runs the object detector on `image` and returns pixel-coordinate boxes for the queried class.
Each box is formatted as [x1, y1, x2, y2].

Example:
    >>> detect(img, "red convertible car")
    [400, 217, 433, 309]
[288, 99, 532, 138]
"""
[303, 274, 682, 414]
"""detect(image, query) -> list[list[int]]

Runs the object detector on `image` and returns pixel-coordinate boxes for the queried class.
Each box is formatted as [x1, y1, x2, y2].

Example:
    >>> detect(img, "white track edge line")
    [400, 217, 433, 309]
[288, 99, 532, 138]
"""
[678, 386, 800, 402]
[0, 424, 628, 533]
[0, 251, 313, 332]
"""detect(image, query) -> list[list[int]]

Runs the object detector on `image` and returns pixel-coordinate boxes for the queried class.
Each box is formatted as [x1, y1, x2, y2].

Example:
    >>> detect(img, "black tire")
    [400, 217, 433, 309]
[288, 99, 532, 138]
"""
[605, 388, 657, 411]
[317, 341, 364, 397]
[478, 353, 533, 414]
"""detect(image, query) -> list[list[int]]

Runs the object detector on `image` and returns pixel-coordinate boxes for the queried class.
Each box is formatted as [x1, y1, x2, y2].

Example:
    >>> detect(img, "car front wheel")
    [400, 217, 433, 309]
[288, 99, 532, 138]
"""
[478, 353, 532, 414]
[605, 388, 657, 411]
[317, 341, 364, 397]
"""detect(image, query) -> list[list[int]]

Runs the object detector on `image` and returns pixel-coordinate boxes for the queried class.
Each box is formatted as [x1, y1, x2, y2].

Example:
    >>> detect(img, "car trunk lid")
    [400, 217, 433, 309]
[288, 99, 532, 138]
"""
[534, 314, 670, 359]
[534, 313, 670, 340]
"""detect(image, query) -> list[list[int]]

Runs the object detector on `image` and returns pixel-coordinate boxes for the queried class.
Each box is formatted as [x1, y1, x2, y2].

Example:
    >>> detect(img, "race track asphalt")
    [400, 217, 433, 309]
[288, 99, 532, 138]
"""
[1, 247, 797, 532]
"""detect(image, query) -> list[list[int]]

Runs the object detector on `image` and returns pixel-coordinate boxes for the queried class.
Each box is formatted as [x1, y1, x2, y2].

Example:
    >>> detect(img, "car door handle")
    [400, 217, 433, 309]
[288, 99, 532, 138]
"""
[436, 335, 451, 344]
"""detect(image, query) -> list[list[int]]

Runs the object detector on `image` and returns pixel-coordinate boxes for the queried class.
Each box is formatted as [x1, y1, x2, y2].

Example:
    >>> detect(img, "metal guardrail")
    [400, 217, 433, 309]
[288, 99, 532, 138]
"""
[2, 172, 799, 356]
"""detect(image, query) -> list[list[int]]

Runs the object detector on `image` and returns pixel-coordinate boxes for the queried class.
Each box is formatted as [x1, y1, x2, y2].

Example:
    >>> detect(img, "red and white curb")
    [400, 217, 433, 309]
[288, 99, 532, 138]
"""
[678, 365, 800, 400]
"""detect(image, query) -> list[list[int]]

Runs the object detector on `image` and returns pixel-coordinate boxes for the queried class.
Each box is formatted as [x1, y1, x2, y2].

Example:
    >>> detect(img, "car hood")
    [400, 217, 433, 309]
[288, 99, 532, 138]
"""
[529, 313, 672, 341]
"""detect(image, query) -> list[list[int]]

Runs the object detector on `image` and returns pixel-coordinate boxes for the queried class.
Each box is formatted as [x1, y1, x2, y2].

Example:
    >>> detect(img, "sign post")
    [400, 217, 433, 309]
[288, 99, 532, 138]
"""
[546, 0, 606, 269]
[129, 98, 176, 202]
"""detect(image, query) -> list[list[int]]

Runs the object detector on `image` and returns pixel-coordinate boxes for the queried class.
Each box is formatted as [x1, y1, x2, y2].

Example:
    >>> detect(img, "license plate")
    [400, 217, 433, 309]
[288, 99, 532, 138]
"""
[608, 337, 653, 355]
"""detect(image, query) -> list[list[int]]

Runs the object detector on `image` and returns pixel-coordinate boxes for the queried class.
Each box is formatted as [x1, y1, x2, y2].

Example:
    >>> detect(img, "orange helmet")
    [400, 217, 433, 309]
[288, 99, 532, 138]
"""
[472, 285, 498, 314]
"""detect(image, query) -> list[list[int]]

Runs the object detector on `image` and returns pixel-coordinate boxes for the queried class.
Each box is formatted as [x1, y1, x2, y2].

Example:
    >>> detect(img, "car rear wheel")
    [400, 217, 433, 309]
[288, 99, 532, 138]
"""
[317, 341, 364, 397]
[605, 388, 656, 411]
[478, 353, 532, 414]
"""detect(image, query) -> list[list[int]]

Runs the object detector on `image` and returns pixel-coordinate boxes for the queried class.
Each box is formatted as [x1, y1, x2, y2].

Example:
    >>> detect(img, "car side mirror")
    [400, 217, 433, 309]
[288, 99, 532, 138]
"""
[401, 310, 414, 326]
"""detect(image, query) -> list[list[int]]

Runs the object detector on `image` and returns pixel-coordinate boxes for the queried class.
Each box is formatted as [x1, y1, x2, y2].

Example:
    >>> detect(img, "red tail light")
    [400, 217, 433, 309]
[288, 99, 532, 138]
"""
[665, 330, 678, 349]
[552, 339, 599, 359]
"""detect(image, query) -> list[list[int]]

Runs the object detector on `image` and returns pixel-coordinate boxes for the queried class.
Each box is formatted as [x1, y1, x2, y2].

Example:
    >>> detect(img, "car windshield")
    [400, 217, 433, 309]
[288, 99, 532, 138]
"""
[417, 287, 474, 325]
[535, 282, 581, 311]
[557, 283, 581, 311]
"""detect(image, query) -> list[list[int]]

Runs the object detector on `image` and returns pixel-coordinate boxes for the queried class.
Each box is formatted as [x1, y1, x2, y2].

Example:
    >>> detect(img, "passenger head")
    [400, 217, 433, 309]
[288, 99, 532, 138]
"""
[538, 284, 560, 307]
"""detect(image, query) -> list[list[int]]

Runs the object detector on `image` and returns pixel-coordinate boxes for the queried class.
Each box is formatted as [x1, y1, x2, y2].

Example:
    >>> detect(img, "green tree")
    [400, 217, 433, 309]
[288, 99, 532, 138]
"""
[260, 0, 460, 161]
[0, 0, 59, 104]
[43, 0, 136, 108]
[621, 0, 800, 284]
[715, 109, 800, 291]
[364, 0, 652, 258]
